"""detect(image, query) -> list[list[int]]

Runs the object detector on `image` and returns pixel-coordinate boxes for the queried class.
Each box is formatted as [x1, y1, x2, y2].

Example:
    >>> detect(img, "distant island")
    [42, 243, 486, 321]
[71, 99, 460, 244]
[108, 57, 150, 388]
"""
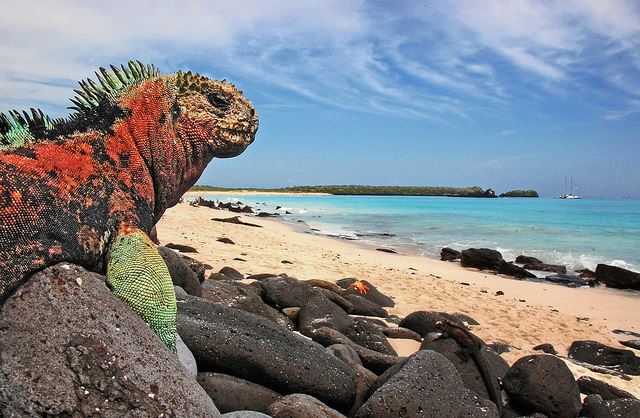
[189, 185, 538, 198]
[499, 189, 539, 198]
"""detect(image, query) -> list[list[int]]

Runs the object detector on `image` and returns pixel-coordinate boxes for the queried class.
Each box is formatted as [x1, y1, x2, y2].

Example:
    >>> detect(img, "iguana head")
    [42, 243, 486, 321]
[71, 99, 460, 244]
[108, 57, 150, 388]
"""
[173, 72, 258, 158]
[1, 61, 258, 158]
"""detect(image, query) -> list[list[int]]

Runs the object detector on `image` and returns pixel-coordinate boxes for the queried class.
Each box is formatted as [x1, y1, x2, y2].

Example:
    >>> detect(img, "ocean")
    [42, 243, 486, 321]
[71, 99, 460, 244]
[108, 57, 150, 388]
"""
[194, 194, 640, 274]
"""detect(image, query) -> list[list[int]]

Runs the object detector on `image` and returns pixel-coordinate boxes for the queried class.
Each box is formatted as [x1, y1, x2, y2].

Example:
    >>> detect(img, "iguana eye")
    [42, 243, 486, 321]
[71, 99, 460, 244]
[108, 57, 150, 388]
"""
[206, 92, 230, 113]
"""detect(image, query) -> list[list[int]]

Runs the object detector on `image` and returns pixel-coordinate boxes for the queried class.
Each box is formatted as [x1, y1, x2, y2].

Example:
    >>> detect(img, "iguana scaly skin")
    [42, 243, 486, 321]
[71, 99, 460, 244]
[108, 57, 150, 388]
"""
[0, 61, 258, 351]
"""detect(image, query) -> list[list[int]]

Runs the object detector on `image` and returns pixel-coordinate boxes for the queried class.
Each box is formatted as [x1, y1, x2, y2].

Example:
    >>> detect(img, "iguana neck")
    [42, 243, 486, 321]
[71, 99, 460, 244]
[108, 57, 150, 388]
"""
[113, 77, 214, 224]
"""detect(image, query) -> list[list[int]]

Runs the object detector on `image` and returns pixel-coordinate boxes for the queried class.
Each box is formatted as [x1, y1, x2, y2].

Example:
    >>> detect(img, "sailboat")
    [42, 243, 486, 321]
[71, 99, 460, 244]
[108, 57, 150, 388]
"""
[559, 177, 582, 199]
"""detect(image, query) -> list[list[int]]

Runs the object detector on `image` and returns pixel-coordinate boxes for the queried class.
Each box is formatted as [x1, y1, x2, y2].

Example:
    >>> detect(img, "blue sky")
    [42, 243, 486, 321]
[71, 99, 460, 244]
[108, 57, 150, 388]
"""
[1, 1, 639, 197]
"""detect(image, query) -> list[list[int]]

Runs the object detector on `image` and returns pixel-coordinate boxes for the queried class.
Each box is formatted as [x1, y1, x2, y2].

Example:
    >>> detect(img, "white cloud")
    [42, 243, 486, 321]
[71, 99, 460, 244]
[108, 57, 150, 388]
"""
[1, 0, 640, 120]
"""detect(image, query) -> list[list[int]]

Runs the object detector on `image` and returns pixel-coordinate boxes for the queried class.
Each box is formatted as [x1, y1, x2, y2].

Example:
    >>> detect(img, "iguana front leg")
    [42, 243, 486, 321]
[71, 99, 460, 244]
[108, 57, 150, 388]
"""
[106, 226, 177, 352]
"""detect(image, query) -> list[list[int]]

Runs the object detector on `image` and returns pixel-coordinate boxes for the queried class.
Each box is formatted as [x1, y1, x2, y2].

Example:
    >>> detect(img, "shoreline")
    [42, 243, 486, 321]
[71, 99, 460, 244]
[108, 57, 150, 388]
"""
[184, 190, 332, 197]
[156, 202, 640, 396]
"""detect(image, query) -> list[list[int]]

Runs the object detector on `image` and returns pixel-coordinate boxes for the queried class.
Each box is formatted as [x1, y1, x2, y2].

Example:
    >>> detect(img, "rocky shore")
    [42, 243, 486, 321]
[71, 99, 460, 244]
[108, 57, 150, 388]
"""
[2, 200, 638, 417]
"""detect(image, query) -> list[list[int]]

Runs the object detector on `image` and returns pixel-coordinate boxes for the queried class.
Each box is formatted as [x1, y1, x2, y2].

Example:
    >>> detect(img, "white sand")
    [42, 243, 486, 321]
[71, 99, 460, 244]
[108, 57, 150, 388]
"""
[156, 202, 640, 396]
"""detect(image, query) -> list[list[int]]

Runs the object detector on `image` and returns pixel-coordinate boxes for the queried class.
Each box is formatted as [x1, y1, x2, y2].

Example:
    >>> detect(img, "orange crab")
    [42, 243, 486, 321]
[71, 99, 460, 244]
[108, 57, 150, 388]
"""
[348, 280, 369, 294]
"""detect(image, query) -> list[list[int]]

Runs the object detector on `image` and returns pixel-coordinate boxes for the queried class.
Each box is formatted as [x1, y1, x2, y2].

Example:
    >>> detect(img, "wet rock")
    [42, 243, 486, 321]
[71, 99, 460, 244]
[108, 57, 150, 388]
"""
[268, 393, 347, 418]
[524, 263, 567, 274]
[262, 276, 322, 309]
[356, 350, 498, 418]
[375, 248, 397, 254]
[576, 375, 638, 400]
[544, 274, 589, 287]
[502, 354, 581, 418]
[420, 336, 509, 405]
[158, 245, 203, 297]
[461, 248, 504, 271]
[498, 261, 537, 278]
[569, 340, 640, 375]
[441, 247, 462, 261]
[336, 278, 395, 308]
[201, 279, 295, 330]
[197, 372, 281, 414]
[0, 263, 219, 417]
[219, 266, 245, 281]
[398, 310, 464, 337]
[576, 268, 596, 278]
[342, 294, 388, 318]
[177, 294, 356, 410]
[596, 264, 640, 290]
[516, 255, 543, 265]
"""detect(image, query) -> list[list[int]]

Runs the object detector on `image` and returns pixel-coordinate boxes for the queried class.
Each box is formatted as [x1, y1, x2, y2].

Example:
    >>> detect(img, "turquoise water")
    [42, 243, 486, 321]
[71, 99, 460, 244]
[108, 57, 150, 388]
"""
[197, 195, 640, 273]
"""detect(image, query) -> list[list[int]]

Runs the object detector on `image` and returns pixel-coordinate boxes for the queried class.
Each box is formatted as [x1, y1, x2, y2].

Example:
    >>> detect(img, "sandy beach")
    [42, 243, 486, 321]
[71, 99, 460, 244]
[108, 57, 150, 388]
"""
[156, 201, 640, 397]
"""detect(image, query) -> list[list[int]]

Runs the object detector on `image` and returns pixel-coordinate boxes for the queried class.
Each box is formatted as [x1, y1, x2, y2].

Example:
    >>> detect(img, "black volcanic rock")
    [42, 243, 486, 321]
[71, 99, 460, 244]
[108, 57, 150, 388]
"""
[177, 294, 356, 411]
[461, 248, 504, 270]
[310, 327, 402, 374]
[441, 247, 462, 261]
[158, 246, 203, 297]
[219, 266, 245, 280]
[380, 326, 422, 341]
[580, 395, 640, 418]
[342, 294, 388, 318]
[197, 372, 281, 414]
[0, 264, 218, 417]
[502, 354, 581, 418]
[336, 278, 395, 307]
[201, 279, 294, 330]
[268, 394, 347, 418]
[568, 340, 640, 375]
[420, 334, 509, 405]
[356, 350, 498, 417]
[261, 275, 322, 309]
[516, 255, 544, 265]
[298, 295, 354, 337]
[399, 310, 465, 337]
[524, 263, 567, 274]
[498, 261, 537, 278]
[576, 375, 638, 400]
[545, 274, 589, 287]
[596, 264, 640, 290]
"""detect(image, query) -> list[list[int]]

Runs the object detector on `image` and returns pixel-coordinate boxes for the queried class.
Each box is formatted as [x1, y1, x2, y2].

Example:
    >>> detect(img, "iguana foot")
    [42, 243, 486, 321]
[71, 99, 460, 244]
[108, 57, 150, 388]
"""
[106, 226, 177, 352]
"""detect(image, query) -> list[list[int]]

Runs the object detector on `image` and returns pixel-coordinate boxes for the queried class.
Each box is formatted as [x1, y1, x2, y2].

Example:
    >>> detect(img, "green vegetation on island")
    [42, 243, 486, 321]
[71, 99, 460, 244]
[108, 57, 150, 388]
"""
[190, 185, 503, 197]
[499, 189, 539, 198]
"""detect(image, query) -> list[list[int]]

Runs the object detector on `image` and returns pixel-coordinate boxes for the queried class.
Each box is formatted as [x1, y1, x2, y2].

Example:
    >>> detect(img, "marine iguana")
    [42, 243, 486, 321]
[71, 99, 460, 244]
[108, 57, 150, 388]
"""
[0, 61, 258, 351]
[435, 320, 503, 413]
